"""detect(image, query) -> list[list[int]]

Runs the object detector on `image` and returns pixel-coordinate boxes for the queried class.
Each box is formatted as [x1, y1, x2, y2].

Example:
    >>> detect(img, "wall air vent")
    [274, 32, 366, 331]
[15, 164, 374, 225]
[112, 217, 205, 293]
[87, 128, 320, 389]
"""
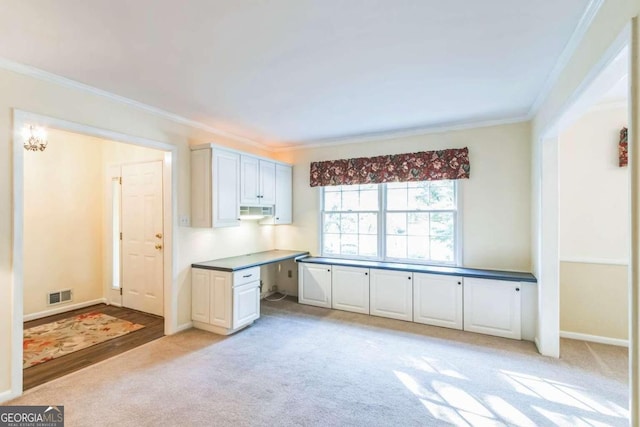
[48, 289, 73, 306]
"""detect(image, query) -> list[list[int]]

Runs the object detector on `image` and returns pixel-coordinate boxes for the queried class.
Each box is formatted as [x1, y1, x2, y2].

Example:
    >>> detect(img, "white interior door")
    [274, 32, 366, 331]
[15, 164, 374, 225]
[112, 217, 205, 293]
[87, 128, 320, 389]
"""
[121, 161, 164, 316]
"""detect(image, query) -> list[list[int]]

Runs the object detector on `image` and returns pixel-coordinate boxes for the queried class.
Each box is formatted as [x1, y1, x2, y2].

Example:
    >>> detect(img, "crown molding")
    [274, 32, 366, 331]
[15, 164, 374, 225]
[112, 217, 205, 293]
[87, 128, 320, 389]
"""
[527, 0, 605, 117]
[588, 98, 628, 113]
[273, 114, 530, 152]
[0, 56, 272, 152]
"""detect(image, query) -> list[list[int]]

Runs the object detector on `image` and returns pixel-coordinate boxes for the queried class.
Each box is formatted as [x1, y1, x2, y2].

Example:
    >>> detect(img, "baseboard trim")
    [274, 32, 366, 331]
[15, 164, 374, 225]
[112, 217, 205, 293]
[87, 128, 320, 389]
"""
[173, 322, 193, 334]
[0, 388, 20, 404]
[23, 298, 107, 321]
[560, 330, 629, 347]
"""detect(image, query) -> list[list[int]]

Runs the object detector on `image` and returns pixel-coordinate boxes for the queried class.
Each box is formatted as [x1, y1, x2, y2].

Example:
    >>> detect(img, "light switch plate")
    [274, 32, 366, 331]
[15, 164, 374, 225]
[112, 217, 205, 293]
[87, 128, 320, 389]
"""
[179, 215, 190, 227]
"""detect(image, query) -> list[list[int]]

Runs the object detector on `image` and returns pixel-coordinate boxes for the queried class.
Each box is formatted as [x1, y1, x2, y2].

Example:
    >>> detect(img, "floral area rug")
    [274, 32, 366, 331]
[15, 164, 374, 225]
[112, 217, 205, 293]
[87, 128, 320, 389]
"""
[23, 312, 145, 369]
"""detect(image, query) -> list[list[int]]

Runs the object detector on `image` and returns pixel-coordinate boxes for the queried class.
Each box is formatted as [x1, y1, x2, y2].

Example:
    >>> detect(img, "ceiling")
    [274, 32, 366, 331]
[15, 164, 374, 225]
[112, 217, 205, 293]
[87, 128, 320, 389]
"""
[0, 0, 591, 149]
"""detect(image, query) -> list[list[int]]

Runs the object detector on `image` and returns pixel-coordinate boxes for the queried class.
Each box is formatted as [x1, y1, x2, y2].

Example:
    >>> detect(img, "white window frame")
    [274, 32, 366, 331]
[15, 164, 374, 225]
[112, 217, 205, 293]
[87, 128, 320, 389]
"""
[320, 181, 462, 266]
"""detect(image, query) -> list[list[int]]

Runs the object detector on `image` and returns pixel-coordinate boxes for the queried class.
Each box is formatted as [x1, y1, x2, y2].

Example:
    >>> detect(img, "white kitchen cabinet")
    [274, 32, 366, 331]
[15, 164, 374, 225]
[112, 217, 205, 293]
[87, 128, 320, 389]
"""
[240, 156, 276, 206]
[413, 273, 463, 330]
[370, 269, 413, 321]
[273, 164, 292, 224]
[298, 263, 332, 308]
[191, 267, 260, 335]
[463, 277, 522, 339]
[332, 265, 369, 314]
[191, 147, 240, 228]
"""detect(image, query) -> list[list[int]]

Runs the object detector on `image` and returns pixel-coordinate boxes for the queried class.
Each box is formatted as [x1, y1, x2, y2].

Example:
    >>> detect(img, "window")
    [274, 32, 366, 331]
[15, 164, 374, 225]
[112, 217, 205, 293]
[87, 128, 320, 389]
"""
[321, 180, 458, 265]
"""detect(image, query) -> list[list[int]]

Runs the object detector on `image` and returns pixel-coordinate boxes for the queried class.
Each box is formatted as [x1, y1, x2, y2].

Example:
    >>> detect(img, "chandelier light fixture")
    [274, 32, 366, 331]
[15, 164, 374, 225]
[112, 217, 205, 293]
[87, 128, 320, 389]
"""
[22, 125, 48, 152]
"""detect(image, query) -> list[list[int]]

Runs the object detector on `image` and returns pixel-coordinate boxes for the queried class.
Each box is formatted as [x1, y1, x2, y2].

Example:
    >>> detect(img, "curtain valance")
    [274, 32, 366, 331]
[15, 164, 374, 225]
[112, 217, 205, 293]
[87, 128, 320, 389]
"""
[619, 127, 628, 167]
[309, 147, 470, 187]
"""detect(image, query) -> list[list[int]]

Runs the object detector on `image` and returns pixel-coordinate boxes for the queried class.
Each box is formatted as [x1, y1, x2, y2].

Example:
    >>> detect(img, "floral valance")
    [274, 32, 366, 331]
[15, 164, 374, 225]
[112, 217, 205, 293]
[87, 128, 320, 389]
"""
[619, 127, 628, 167]
[310, 147, 470, 187]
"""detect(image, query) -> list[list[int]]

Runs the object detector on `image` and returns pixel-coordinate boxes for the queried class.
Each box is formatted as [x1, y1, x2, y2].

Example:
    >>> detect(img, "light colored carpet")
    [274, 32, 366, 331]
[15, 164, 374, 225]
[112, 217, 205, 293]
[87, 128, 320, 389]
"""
[8, 298, 628, 426]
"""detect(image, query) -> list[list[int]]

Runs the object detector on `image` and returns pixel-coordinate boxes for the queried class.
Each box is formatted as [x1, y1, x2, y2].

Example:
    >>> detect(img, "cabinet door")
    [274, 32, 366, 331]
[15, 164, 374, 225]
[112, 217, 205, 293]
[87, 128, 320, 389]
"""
[213, 150, 240, 227]
[259, 160, 276, 205]
[274, 164, 292, 224]
[210, 271, 232, 328]
[298, 264, 332, 308]
[190, 149, 212, 228]
[240, 156, 260, 205]
[413, 273, 462, 330]
[463, 278, 521, 339]
[233, 281, 260, 329]
[332, 266, 369, 314]
[370, 269, 413, 321]
[191, 268, 210, 323]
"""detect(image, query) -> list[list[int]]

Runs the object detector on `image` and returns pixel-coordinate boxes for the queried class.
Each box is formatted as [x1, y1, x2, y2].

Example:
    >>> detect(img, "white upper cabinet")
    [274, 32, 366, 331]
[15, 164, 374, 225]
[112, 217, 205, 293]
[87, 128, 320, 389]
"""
[274, 164, 292, 224]
[191, 147, 240, 228]
[240, 155, 276, 206]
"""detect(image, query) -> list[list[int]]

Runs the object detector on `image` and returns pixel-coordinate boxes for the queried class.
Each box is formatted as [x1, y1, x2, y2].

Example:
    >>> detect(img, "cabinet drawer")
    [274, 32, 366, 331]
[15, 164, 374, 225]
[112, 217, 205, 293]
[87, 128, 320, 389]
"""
[233, 267, 261, 286]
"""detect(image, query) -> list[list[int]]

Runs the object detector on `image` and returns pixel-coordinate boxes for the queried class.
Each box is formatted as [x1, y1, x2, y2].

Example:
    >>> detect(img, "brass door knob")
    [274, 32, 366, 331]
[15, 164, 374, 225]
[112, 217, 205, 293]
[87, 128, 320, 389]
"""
[155, 244, 163, 250]
[155, 233, 163, 239]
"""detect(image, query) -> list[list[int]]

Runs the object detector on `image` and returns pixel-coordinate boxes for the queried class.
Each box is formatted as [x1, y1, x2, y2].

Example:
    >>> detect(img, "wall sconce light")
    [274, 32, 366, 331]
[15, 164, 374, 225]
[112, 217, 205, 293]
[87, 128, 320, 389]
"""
[22, 125, 48, 152]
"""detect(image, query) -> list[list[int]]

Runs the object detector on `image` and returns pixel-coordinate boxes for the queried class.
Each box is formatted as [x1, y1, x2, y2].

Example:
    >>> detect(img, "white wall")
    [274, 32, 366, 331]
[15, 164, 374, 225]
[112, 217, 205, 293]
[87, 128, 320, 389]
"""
[276, 121, 532, 272]
[558, 105, 629, 341]
[559, 106, 629, 262]
[23, 129, 104, 316]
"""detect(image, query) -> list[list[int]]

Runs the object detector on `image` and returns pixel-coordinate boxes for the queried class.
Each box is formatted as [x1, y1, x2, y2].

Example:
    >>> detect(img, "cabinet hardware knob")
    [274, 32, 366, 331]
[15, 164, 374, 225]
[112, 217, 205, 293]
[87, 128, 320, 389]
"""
[276, 217, 280, 220]
[365, 272, 368, 275]
[327, 269, 331, 272]
[515, 287, 520, 292]
[243, 274, 252, 278]
[408, 276, 411, 280]
[458, 281, 461, 285]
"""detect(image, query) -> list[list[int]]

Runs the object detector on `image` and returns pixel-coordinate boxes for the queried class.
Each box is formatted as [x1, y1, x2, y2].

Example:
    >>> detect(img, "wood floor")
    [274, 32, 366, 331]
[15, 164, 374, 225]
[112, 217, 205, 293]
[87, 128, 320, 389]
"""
[23, 304, 164, 390]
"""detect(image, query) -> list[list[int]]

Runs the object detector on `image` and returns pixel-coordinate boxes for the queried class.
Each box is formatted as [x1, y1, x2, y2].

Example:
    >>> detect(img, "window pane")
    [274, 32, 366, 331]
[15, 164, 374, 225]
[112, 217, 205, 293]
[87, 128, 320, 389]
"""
[407, 212, 430, 236]
[430, 181, 455, 209]
[323, 234, 340, 254]
[387, 188, 408, 210]
[359, 235, 377, 257]
[387, 236, 407, 259]
[341, 234, 358, 255]
[360, 190, 378, 210]
[359, 213, 377, 235]
[430, 212, 454, 237]
[408, 183, 431, 210]
[386, 213, 407, 235]
[431, 236, 454, 262]
[342, 191, 360, 211]
[340, 213, 358, 234]
[323, 213, 340, 233]
[324, 191, 342, 211]
[408, 236, 429, 260]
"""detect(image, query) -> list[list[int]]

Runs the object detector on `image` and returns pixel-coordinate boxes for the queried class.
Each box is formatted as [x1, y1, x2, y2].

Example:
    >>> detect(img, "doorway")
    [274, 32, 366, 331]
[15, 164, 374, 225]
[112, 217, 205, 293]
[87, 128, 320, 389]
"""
[12, 111, 177, 396]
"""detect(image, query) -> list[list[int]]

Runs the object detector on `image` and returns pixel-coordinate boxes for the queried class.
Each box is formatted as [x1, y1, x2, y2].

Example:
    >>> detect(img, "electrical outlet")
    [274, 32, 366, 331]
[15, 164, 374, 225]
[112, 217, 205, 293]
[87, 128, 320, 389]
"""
[287, 270, 292, 278]
[179, 215, 190, 227]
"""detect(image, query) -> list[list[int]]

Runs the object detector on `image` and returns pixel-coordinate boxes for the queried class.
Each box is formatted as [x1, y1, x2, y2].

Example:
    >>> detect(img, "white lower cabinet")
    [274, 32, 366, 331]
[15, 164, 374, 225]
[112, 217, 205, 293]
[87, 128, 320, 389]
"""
[191, 267, 260, 335]
[298, 263, 332, 308]
[413, 273, 463, 330]
[370, 269, 413, 321]
[332, 265, 370, 314]
[463, 277, 522, 340]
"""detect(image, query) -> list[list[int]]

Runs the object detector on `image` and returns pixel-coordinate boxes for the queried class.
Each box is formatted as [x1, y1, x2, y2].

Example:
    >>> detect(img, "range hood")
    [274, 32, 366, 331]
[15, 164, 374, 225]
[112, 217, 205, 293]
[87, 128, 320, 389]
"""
[239, 205, 274, 220]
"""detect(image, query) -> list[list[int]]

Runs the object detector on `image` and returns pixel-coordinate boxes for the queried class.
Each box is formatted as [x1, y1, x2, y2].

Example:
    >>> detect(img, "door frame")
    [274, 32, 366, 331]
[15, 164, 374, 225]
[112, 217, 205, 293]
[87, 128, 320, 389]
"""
[11, 110, 178, 397]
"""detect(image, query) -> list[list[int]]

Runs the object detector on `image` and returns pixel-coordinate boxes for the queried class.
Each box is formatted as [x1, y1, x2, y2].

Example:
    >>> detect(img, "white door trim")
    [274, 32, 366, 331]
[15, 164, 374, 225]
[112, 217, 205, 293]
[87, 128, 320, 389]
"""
[11, 110, 178, 400]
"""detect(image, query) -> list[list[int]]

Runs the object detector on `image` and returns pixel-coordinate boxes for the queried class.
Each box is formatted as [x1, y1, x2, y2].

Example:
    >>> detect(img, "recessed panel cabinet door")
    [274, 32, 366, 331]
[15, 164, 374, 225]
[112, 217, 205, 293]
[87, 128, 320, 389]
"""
[298, 264, 332, 308]
[413, 273, 463, 330]
[274, 164, 292, 224]
[233, 281, 260, 329]
[370, 269, 413, 321]
[332, 266, 369, 314]
[191, 268, 210, 323]
[463, 277, 522, 339]
[213, 150, 241, 227]
[259, 160, 276, 205]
